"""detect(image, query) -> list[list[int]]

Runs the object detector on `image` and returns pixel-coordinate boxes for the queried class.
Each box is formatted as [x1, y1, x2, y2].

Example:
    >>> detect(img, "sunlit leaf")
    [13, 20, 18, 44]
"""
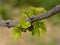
[21, 21, 31, 28]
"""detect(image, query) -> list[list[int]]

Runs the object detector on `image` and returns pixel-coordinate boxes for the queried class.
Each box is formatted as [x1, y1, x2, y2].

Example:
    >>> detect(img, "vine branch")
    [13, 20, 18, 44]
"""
[0, 4, 60, 27]
[27, 4, 60, 22]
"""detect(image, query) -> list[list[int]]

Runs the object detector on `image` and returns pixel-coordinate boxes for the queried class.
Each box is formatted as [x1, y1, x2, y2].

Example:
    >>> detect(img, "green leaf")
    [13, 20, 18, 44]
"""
[12, 31, 21, 40]
[21, 21, 31, 28]
[12, 25, 21, 40]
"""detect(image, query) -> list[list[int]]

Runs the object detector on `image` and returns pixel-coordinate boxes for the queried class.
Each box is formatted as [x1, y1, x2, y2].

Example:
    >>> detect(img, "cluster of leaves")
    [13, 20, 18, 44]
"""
[13, 6, 46, 40]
